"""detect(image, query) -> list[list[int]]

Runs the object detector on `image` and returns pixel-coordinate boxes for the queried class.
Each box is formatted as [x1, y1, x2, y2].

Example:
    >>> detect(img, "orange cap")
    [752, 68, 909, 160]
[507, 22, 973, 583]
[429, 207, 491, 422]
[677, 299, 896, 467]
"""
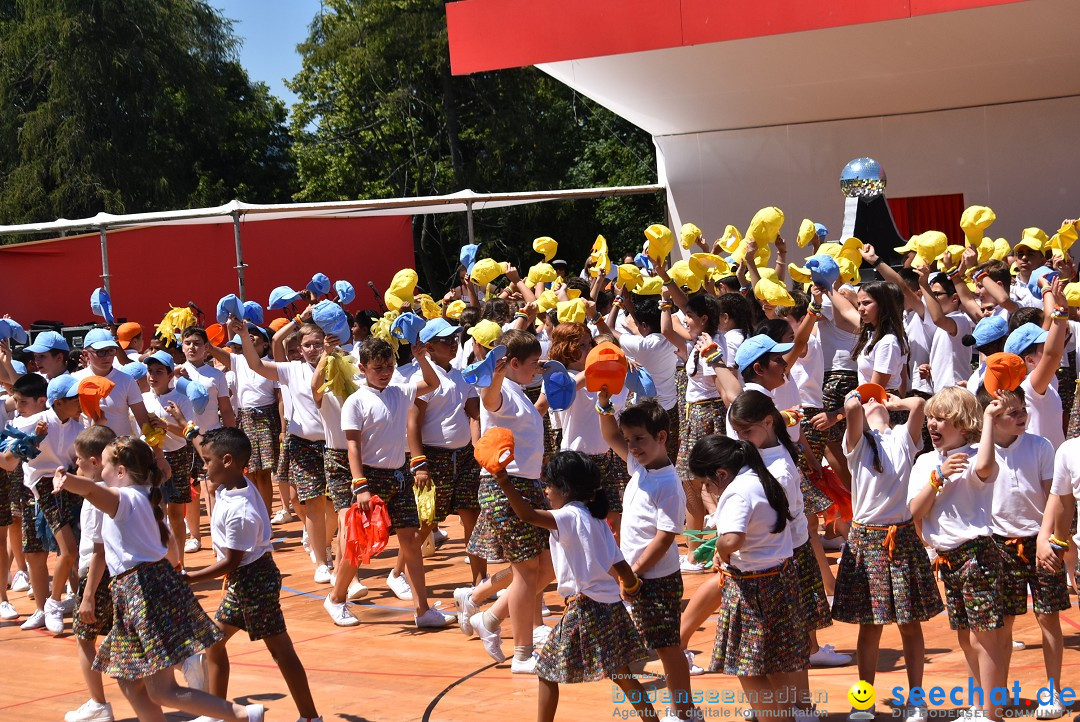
[983, 352, 1027, 396]
[473, 427, 516, 476]
[855, 383, 887, 405]
[77, 376, 115, 421]
[584, 341, 628, 394]
[205, 323, 226, 347]
[116, 322, 142, 350]
[268, 317, 290, 333]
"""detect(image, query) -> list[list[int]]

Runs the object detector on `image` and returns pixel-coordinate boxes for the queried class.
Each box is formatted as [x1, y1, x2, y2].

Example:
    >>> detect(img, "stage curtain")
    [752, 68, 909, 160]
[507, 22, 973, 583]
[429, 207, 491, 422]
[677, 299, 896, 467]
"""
[887, 193, 965, 245]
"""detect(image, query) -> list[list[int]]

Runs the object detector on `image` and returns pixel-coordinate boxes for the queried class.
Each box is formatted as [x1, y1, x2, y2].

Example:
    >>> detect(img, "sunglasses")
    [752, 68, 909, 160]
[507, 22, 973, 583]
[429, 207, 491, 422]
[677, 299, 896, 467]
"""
[90, 347, 116, 358]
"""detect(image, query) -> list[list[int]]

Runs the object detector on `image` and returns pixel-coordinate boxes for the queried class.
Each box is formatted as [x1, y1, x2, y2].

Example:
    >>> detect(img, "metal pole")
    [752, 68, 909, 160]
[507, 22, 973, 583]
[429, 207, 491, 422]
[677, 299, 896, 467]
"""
[98, 227, 111, 297]
[465, 201, 475, 244]
[232, 211, 247, 302]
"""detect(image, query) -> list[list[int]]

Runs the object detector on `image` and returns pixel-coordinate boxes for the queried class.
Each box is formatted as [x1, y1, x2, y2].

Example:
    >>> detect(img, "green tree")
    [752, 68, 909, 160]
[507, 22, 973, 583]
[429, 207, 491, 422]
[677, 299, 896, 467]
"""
[288, 0, 661, 295]
[0, 0, 295, 229]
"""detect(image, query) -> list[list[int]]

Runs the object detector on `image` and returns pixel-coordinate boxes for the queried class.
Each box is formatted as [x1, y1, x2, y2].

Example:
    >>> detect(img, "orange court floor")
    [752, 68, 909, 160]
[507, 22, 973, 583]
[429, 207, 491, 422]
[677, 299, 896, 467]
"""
[3, 516, 1080, 722]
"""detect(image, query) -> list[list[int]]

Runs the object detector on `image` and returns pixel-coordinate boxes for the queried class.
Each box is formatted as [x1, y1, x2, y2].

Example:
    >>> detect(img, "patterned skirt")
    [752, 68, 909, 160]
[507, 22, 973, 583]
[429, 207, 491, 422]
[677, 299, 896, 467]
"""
[285, 434, 327, 503]
[7, 465, 25, 520]
[0, 468, 11, 527]
[589, 450, 630, 514]
[535, 593, 649, 684]
[467, 474, 548, 563]
[795, 456, 834, 516]
[937, 536, 1005, 632]
[792, 540, 832, 630]
[73, 568, 114, 641]
[799, 407, 826, 467]
[324, 447, 353, 512]
[628, 571, 683, 649]
[663, 404, 681, 463]
[992, 534, 1070, 616]
[94, 559, 223, 680]
[674, 366, 688, 435]
[676, 398, 726, 484]
[364, 464, 420, 530]
[710, 561, 810, 676]
[832, 520, 943, 625]
[819, 370, 858, 443]
[238, 403, 281, 472]
[216, 552, 286, 641]
[524, 384, 559, 469]
[1068, 378, 1080, 440]
[162, 445, 195, 505]
[424, 443, 481, 519]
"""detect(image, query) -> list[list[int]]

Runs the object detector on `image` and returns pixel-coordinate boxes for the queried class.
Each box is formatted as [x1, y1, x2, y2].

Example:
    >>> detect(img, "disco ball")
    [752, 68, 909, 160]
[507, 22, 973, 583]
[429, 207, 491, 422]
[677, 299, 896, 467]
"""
[840, 157, 887, 198]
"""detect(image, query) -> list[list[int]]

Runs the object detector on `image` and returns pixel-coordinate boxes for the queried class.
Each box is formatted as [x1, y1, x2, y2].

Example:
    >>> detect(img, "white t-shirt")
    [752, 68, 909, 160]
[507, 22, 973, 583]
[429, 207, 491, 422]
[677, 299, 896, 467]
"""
[619, 455, 684, 579]
[549, 501, 624, 603]
[72, 366, 142, 437]
[13, 409, 79, 490]
[452, 338, 476, 372]
[1051, 438, 1080, 546]
[818, 297, 858, 372]
[229, 353, 277, 409]
[844, 423, 919, 525]
[211, 478, 273, 567]
[791, 334, 824, 408]
[1021, 377, 1065, 449]
[141, 389, 195, 452]
[758, 444, 808, 548]
[1012, 281, 1043, 309]
[419, 364, 477, 449]
[181, 362, 229, 432]
[102, 486, 169, 575]
[857, 333, 906, 388]
[990, 433, 1055, 538]
[479, 381, 544, 479]
[684, 339, 722, 404]
[720, 329, 746, 371]
[559, 384, 627, 456]
[905, 309, 933, 395]
[715, 467, 793, 572]
[619, 333, 678, 410]
[77, 483, 107, 575]
[341, 382, 418, 468]
[392, 359, 420, 385]
[929, 313, 974, 393]
[317, 390, 348, 450]
[907, 444, 995, 551]
[726, 383, 799, 443]
[275, 361, 325, 441]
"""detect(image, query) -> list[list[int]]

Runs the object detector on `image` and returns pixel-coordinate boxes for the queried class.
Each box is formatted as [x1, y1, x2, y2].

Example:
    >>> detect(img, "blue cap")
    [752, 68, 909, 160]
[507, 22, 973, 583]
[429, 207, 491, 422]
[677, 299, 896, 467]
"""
[175, 377, 209, 415]
[248, 324, 270, 344]
[25, 331, 70, 354]
[965, 315, 1009, 348]
[119, 361, 147, 380]
[243, 300, 264, 325]
[82, 328, 119, 350]
[391, 312, 426, 345]
[463, 345, 507, 388]
[814, 223, 829, 239]
[805, 255, 840, 289]
[734, 334, 794, 374]
[307, 273, 331, 297]
[1004, 322, 1048, 357]
[460, 244, 479, 274]
[633, 253, 653, 272]
[418, 318, 459, 344]
[145, 350, 175, 371]
[268, 285, 302, 310]
[226, 334, 244, 347]
[90, 288, 114, 324]
[1028, 266, 1059, 298]
[624, 365, 657, 398]
[216, 293, 244, 324]
[46, 374, 80, 405]
[334, 280, 355, 305]
[311, 300, 350, 343]
[542, 360, 577, 411]
[11, 360, 26, 375]
[0, 319, 28, 345]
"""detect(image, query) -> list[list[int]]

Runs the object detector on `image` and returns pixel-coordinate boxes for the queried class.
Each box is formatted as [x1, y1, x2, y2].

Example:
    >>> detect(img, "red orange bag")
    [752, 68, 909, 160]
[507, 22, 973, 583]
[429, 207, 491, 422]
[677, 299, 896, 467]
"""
[806, 466, 852, 527]
[344, 495, 391, 567]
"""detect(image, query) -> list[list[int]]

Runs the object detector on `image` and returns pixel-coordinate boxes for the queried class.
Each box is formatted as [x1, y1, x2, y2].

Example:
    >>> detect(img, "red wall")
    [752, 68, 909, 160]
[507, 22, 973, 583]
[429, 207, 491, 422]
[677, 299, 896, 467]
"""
[0, 215, 415, 332]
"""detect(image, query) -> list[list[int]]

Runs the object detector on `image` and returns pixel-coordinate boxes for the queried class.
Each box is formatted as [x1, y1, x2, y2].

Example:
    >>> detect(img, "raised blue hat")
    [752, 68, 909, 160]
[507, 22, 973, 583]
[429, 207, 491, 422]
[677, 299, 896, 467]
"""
[1027, 266, 1059, 298]
[46, 374, 80, 406]
[462, 345, 507, 388]
[542, 360, 577, 411]
[624, 365, 657, 398]
[119, 361, 148, 380]
[90, 288, 114, 324]
[307, 273, 331, 297]
[965, 315, 1009, 348]
[460, 244, 479, 274]
[805, 255, 840, 289]
[243, 300, 264, 325]
[633, 253, 653, 272]
[175, 377, 209, 415]
[334, 280, 355, 305]
[82, 328, 119, 351]
[0, 319, 28, 345]
[145, 350, 175, 371]
[11, 360, 26, 375]
[735, 334, 793, 375]
[391, 312, 426, 345]
[311, 300, 350, 343]
[268, 285, 302, 310]
[814, 223, 829, 239]
[25, 331, 70, 354]
[1004, 322, 1048, 357]
[418, 318, 459, 345]
[216, 294, 244, 324]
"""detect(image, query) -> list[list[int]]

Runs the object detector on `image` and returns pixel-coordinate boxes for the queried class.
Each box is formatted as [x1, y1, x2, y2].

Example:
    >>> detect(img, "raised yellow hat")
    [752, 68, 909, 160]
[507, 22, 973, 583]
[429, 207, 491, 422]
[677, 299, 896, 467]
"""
[690, 253, 730, 275]
[797, 219, 816, 249]
[669, 259, 704, 292]
[644, 224, 674, 262]
[992, 238, 1011, 261]
[467, 319, 502, 349]
[679, 223, 702, 251]
[1049, 222, 1078, 259]
[716, 225, 742, 254]
[470, 258, 506, 286]
[445, 300, 466, 320]
[415, 293, 442, 320]
[837, 256, 861, 285]
[634, 277, 663, 295]
[755, 278, 794, 307]
[960, 205, 996, 246]
[533, 236, 557, 262]
[526, 263, 557, 287]
[385, 268, 418, 311]
[616, 264, 643, 291]
[746, 207, 784, 246]
[556, 298, 587, 324]
[938, 245, 966, 272]
[1065, 282, 1080, 308]
[589, 235, 611, 277]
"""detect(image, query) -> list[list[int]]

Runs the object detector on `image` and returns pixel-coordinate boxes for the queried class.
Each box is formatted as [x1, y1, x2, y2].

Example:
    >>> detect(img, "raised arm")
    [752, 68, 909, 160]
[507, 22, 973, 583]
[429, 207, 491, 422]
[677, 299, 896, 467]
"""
[843, 393, 867, 454]
[233, 316, 280, 382]
[597, 387, 629, 462]
[659, 287, 692, 345]
[825, 285, 861, 332]
[53, 469, 120, 517]
[974, 399, 1002, 482]
[1029, 279, 1068, 394]
[864, 244, 923, 316]
[412, 342, 440, 397]
[480, 357, 509, 413]
[493, 468, 556, 530]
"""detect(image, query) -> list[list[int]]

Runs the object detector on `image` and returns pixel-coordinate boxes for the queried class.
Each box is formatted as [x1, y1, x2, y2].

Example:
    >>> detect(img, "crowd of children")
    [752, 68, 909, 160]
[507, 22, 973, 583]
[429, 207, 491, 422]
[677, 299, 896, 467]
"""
[1, 209, 1080, 722]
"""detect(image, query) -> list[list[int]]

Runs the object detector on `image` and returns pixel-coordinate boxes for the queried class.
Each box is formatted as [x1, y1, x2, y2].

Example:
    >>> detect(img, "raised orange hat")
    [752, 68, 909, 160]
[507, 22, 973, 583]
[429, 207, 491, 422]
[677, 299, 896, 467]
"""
[474, 427, 515, 476]
[77, 376, 115, 421]
[983, 352, 1026, 396]
[205, 323, 226, 347]
[268, 317, 290, 333]
[855, 383, 886, 404]
[584, 341, 628, 394]
[116, 322, 143, 350]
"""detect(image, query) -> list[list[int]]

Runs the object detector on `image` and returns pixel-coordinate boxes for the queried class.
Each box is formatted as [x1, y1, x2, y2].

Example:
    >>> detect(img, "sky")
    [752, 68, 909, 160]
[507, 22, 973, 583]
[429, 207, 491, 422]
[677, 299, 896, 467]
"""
[211, 0, 325, 111]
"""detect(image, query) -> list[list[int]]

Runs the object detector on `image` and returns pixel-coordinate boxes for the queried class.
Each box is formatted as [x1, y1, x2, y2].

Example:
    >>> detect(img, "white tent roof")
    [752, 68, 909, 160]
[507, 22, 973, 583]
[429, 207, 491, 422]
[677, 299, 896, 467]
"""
[0, 185, 664, 235]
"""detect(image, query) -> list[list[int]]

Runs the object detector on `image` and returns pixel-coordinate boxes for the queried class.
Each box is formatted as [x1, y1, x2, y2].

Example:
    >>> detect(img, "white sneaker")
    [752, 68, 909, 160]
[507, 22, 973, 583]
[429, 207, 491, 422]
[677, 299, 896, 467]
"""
[541, 600, 551, 616]
[848, 707, 875, 721]
[10, 569, 29, 592]
[1036, 689, 1066, 719]
[44, 597, 65, 634]
[323, 595, 359, 626]
[469, 611, 505, 662]
[20, 609, 45, 630]
[903, 705, 928, 722]
[64, 699, 114, 722]
[386, 570, 413, 600]
[511, 654, 538, 674]
[184, 538, 201, 553]
[182, 653, 208, 692]
[684, 649, 705, 675]
[454, 587, 478, 635]
[821, 534, 847, 551]
[1012, 639, 1026, 650]
[432, 527, 449, 546]
[680, 554, 707, 574]
[271, 509, 295, 524]
[808, 644, 852, 667]
[415, 607, 457, 628]
[533, 624, 552, 649]
[313, 565, 332, 584]
[0, 600, 19, 620]
[61, 596, 77, 615]
[347, 579, 369, 601]
[302, 529, 311, 554]
[245, 705, 265, 722]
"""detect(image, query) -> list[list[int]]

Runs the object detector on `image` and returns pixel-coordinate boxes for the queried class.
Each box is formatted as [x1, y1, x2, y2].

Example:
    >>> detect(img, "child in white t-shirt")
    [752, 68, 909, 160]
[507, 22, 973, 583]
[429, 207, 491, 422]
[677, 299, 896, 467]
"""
[917, 267, 976, 392]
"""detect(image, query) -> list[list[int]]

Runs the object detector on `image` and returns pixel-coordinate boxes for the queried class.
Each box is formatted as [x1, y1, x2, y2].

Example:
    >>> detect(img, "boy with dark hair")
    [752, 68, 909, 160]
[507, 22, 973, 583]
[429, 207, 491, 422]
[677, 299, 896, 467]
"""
[187, 426, 321, 722]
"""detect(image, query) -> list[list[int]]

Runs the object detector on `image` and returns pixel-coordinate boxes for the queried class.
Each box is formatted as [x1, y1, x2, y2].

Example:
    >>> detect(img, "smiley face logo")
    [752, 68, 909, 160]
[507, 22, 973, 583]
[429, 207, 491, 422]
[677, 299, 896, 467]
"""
[848, 680, 876, 710]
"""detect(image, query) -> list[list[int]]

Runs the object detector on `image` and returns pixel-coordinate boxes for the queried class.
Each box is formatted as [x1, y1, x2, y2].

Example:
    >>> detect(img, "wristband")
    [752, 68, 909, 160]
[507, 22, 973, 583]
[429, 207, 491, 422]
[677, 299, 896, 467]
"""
[703, 349, 723, 367]
[972, 268, 989, 282]
[928, 468, 944, 492]
[612, 298, 623, 309]
[663, 278, 677, 287]
[409, 455, 428, 469]
[514, 311, 529, 321]
[589, 314, 603, 325]
[1050, 534, 1071, 550]
[595, 402, 616, 416]
[739, 285, 752, 294]
[184, 423, 200, 442]
[294, 315, 304, 327]
[621, 575, 642, 597]
[411, 464, 429, 473]
[946, 267, 961, 280]
[659, 301, 674, 312]
[1051, 306, 1068, 320]
[350, 477, 368, 492]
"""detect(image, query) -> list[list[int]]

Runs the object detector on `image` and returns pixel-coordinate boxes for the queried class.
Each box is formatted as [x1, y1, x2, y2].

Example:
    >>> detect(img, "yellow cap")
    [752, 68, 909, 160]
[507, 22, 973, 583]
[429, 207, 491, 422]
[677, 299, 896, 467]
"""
[445, 300, 466, 320]
[746, 206, 784, 246]
[910, 231, 948, 265]
[975, 236, 995, 265]
[533, 236, 557, 262]
[837, 256, 861, 285]
[1065, 282, 1080, 308]
[468, 319, 502, 349]
[1049, 222, 1078, 259]
[669, 258, 704, 292]
[589, 235, 611, 277]
[788, 262, 811, 285]
[644, 224, 674, 262]
[385, 268, 418, 311]
[679, 223, 702, 250]
[797, 219, 816, 249]
[556, 298, 587, 324]
[690, 253, 730, 275]
[960, 205, 996, 245]
[634, 277, 663, 295]
[938, 245, 966, 272]
[1016, 227, 1048, 253]
[730, 240, 771, 268]
[992, 238, 1011, 261]
[416, 294, 442, 320]
[526, 263, 557, 287]
[716, 225, 742, 254]
[754, 278, 794, 307]
[616, 264, 643, 291]
[470, 258, 506, 286]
